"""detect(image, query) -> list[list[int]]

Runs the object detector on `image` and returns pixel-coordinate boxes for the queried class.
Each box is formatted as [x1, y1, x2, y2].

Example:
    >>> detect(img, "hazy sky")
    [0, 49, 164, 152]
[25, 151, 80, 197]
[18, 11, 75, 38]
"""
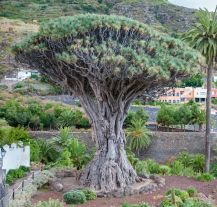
[169, 0, 216, 11]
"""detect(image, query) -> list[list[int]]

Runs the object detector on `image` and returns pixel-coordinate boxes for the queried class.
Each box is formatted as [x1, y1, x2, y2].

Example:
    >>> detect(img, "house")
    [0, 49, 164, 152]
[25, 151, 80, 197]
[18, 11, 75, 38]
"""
[157, 87, 210, 104]
[157, 87, 194, 104]
[4, 69, 40, 81]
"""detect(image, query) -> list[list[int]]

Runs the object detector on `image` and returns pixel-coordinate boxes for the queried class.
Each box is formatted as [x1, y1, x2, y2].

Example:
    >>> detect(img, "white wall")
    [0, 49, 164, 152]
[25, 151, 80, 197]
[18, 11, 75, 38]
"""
[17, 71, 31, 81]
[1, 143, 30, 173]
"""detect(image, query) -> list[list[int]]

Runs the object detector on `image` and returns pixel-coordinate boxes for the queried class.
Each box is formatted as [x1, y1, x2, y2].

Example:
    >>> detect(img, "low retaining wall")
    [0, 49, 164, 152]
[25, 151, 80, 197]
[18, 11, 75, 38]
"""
[29, 131, 217, 163]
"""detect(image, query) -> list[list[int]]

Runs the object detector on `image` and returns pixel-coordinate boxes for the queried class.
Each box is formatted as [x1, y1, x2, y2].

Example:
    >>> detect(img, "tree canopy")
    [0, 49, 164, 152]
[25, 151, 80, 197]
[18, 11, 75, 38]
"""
[14, 14, 203, 100]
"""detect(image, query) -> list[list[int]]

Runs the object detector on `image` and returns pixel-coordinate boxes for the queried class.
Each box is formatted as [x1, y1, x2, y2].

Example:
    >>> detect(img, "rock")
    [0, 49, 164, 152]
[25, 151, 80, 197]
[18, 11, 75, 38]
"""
[138, 173, 150, 179]
[49, 178, 64, 192]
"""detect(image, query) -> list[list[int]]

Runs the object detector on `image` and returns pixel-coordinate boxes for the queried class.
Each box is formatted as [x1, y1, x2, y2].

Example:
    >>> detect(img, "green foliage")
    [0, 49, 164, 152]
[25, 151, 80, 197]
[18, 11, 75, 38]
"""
[80, 188, 97, 200]
[7, 127, 31, 145]
[14, 14, 202, 83]
[157, 105, 177, 127]
[196, 173, 215, 182]
[162, 188, 213, 207]
[159, 165, 171, 175]
[177, 152, 205, 173]
[186, 187, 197, 197]
[179, 74, 204, 88]
[30, 139, 42, 162]
[57, 109, 82, 127]
[145, 159, 160, 174]
[69, 138, 91, 170]
[33, 139, 60, 164]
[183, 7, 217, 65]
[54, 127, 72, 148]
[157, 102, 205, 129]
[0, 99, 90, 130]
[124, 108, 149, 128]
[170, 161, 184, 175]
[34, 199, 64, 207]
[6, 166, 30, 185]
[64, 190, 86, 204]
[127, 118, 151, 152]
[0, 126, 31, 147]
[58, 149, 72, 167]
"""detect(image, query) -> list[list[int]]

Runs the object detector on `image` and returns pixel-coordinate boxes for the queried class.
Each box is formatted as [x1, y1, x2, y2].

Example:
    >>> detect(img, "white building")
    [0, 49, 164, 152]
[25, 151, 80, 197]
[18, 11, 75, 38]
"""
[194, 87, 207, 103]
[4, 69, 39, 81]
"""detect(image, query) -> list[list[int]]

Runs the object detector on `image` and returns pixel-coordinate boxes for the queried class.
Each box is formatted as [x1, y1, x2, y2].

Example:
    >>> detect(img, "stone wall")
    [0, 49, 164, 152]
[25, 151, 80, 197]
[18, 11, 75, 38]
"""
[29, 131, 217, 163]
[140, 132, 217, 162]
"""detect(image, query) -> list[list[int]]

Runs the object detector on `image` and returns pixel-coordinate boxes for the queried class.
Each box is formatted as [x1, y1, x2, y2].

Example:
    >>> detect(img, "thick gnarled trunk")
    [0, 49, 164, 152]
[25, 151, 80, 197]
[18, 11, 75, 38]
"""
[79, 105, 137, 191]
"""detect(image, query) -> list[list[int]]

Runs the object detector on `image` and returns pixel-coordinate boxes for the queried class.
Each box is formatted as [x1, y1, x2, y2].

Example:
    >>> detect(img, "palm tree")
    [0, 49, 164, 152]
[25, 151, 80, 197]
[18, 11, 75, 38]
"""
[183, 7, 217, 171]
[126, 118, 151, 155]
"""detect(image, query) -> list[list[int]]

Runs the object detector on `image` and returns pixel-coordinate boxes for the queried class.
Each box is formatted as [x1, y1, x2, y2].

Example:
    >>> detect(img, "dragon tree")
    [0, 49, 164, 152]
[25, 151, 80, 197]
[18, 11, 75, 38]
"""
[13, 14, 203, 191]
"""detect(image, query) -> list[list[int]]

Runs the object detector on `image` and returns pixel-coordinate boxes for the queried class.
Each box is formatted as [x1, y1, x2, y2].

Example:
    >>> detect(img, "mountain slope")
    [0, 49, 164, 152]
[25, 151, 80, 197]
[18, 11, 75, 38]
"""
[0, 0, 197, 32]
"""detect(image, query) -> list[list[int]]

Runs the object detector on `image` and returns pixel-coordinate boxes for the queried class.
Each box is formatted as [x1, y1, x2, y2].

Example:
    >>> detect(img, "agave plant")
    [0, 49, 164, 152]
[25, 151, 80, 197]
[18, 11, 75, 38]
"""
[126, 118, 151, 155]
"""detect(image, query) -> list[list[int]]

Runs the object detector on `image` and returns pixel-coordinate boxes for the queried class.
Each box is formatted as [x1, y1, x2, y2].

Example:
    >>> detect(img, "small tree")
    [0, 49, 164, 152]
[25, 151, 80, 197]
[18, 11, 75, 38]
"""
[176, 104, 192, 130]
[14, 14, 202, 190]
[157, 105, 177, 130]
[188, 102, 205, 131]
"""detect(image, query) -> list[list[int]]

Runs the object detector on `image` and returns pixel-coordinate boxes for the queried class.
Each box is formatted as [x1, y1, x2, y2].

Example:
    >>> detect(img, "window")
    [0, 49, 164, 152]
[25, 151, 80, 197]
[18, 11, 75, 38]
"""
[173, 100, 176, 103]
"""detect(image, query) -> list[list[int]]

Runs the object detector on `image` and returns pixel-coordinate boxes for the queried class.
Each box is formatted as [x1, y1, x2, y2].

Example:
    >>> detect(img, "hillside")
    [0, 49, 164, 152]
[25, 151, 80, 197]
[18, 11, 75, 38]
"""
[0, 18, 38, 79]
[0, 0, 197, 32]
[0, 0, 197, 78]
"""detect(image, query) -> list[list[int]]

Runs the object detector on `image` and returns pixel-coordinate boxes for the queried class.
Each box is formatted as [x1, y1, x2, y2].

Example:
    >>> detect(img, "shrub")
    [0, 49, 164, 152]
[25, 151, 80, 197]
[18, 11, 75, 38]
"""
[124, 108, 148, 128]
[192, 154, 205, 173]
[69, 138, 91, 170]
[75, 117, 91, 129]
[34, 199, 64, 207]
[7, 127, 31, 145]
[160, 195, 183, 207]
[30, 139, 42, 162]
[187, 187, 197, 197]
[63, 190, 86, 204]
[210, 163, 217, 177]
[57, 109, 83, 127]
[81, 188, 97, 200]
[57, 149, 71, 166]
[145, 159, 160, 174]
[196, 173, 215, 182]
[159, 165, 171, 175]
[6, 166, 30, 185]
[36, 139, 60, 164]
[182, 167, 195, 177]
[170, 161, 184, 175]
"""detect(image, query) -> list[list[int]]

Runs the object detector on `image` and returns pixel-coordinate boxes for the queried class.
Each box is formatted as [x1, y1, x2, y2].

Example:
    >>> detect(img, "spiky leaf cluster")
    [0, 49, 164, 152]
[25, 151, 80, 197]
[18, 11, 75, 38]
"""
[14, 14, 203, 100]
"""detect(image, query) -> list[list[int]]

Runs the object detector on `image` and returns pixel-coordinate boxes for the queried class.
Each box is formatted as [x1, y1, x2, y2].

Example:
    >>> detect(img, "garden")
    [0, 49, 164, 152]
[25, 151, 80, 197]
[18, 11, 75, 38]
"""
[0, 4, 217, 207]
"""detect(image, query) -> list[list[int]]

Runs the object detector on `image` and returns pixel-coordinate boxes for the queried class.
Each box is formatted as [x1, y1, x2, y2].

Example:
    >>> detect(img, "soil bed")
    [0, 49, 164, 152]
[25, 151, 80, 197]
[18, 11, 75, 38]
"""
[31, 176, 217, 206]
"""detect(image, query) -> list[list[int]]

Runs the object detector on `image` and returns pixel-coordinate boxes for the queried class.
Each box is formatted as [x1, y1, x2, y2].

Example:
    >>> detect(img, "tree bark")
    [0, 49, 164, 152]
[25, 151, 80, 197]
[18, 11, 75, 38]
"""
[80, 98, 137, 191]
[80, 116, 137, 191]
[205, 64, 213, 172]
